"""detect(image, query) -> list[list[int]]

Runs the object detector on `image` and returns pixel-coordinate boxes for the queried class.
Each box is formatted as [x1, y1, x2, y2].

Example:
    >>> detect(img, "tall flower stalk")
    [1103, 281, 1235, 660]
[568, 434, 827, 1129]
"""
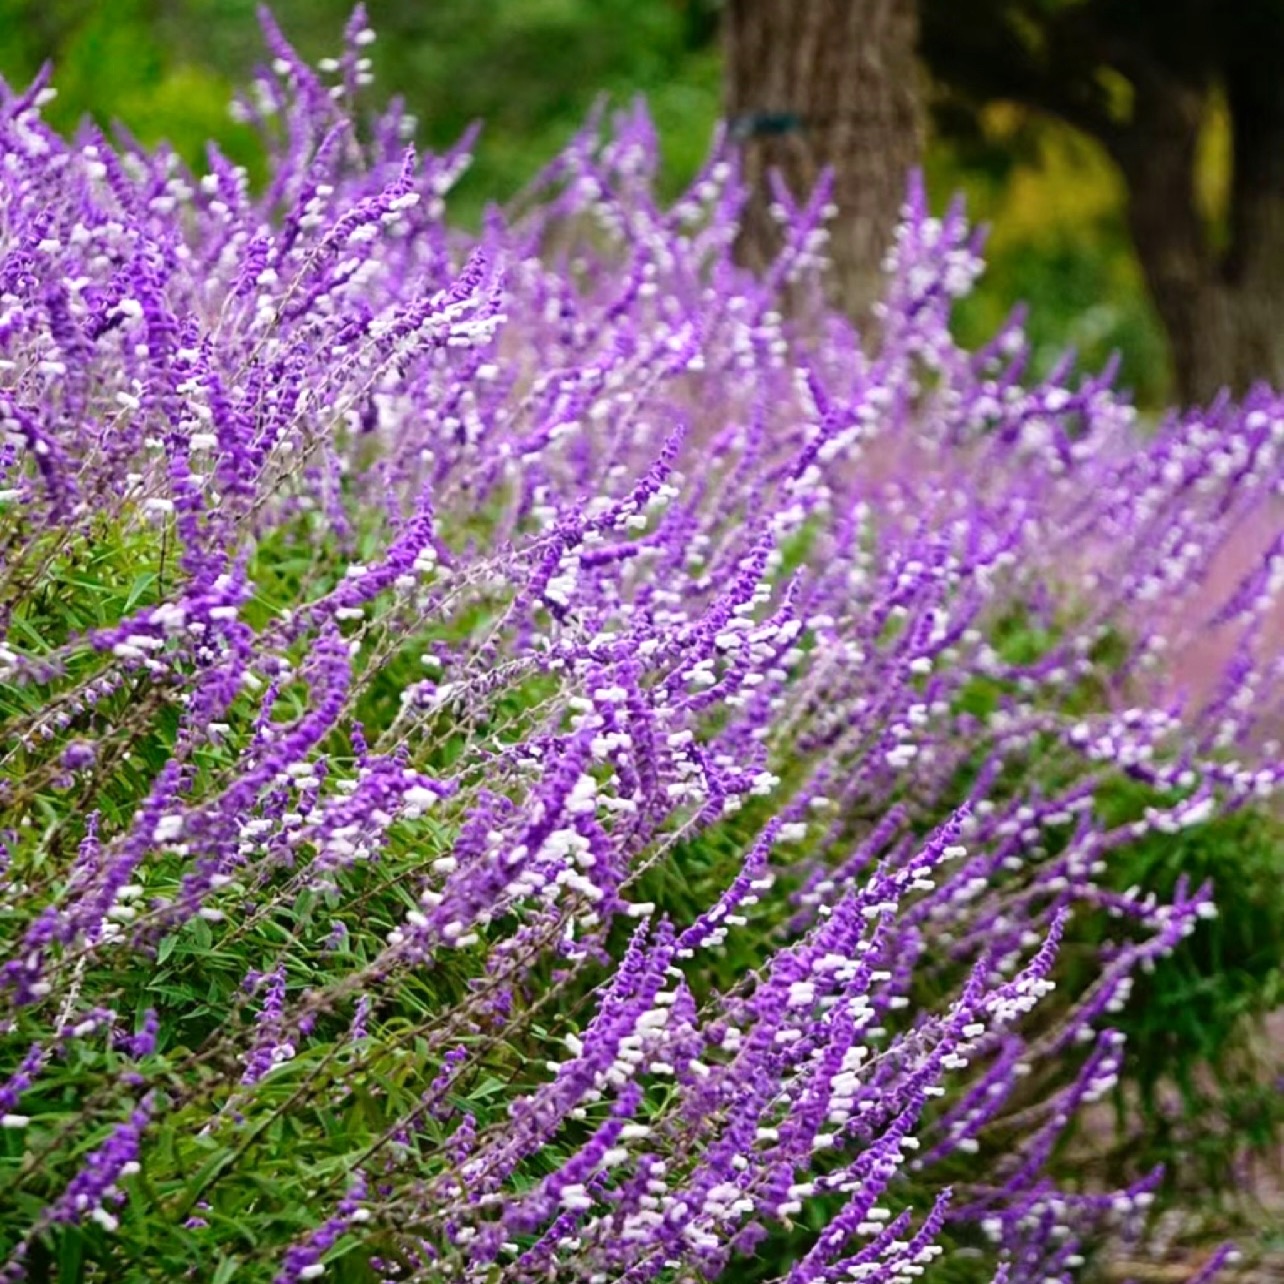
[0, 10, 1272, 1282]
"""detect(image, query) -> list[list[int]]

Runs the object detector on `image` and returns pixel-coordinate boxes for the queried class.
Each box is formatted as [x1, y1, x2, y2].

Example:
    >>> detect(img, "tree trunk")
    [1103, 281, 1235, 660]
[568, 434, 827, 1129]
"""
[1111, 67, 1284, 405]
[1111, 75, 1231, 406]
[1221, 52, 1284, 396]
[723, 0, 923, 322]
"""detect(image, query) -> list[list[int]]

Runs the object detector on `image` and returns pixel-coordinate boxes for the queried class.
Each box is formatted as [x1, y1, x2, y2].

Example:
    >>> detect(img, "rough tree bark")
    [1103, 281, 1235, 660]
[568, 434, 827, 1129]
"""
[723, 0, 923, 322]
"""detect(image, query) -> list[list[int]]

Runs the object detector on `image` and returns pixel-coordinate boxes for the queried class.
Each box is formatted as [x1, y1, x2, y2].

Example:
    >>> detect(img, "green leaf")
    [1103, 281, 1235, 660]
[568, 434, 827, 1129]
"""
[56, 1228, 84, 1284]
[211, 1255, 242, 1284]
[124, 571, 159, 614]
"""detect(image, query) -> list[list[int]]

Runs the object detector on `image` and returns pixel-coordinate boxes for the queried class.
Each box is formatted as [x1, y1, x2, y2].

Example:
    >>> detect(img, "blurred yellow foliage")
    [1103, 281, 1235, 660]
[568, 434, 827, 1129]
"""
[977, 104, 1125, 253]
[1195, 91, 1231, 250]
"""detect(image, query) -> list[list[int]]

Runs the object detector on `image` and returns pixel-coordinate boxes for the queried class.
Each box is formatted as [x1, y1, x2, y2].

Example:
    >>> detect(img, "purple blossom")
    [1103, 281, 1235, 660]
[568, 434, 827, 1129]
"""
[0, 10, 1272, 1283]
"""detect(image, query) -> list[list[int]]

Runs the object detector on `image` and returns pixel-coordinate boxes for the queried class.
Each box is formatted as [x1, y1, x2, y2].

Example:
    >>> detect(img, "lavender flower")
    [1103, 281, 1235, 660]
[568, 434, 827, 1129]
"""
[0, 11, 1273, 1282]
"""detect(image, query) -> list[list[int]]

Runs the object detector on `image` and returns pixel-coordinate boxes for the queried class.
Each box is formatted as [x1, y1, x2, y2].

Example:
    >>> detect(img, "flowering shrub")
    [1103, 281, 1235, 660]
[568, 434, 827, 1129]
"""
[0, 11, 1280, 1283]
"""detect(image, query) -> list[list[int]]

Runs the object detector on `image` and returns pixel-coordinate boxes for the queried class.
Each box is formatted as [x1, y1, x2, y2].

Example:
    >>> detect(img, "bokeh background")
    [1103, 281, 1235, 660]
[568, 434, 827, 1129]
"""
[0, 0, 1187, 406]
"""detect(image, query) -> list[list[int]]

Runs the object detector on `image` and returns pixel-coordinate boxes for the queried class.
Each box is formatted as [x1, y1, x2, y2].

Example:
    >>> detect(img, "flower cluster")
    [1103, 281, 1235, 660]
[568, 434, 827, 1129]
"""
[0, 10, 1273, 1283]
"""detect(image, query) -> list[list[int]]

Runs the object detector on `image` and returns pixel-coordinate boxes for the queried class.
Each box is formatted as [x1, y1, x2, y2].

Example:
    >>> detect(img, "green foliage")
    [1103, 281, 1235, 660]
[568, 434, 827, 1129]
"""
[0, 0, 1179, 402]
[925, 114, 1172, 408]
[888, 599, 1284, 1231]
[920, 0, 1284, 402]
[0, 0, 723, 222]
[641, 592, 1284, 1259]
[2, 4, 1278, 1269]
[4, 500, 1279, 1274]
[0, 502, 571, 1281]
[0, 0, 264, 176]
[1088, 780, 1284, 1205]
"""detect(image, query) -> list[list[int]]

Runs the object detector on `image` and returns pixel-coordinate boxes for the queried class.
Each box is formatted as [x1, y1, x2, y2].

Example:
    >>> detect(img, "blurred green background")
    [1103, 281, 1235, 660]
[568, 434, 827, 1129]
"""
[0, 0, 1182, 404]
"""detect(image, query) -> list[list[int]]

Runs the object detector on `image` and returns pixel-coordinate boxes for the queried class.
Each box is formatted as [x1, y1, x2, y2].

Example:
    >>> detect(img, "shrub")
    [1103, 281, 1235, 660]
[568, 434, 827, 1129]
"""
[0, 10, 1278, 1283]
